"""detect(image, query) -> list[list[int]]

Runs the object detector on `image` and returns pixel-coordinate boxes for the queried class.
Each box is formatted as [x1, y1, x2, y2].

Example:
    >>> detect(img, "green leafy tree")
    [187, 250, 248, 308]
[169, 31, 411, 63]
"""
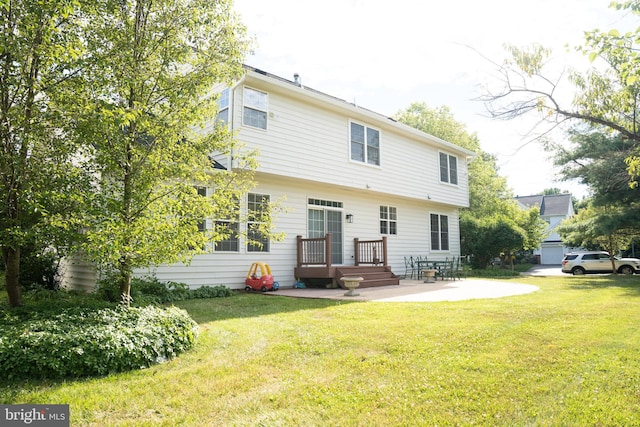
[0, 0, 91, 306]
[75, 0, 262, 305]
[461, 216, 527, 269]
[480, 1, 640, 258]
[554, 130, 638, 207]
[482, 1, 640, 187]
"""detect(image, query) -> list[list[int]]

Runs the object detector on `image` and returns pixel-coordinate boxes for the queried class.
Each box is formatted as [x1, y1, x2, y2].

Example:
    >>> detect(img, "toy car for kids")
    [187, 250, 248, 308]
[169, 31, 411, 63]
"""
[245, 262, 279, 292]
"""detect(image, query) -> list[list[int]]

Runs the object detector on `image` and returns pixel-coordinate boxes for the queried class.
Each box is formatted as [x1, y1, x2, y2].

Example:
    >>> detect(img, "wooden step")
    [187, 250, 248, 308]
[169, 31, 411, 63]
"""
[360, 277, 400, 288]
[335, 266, 399, 289]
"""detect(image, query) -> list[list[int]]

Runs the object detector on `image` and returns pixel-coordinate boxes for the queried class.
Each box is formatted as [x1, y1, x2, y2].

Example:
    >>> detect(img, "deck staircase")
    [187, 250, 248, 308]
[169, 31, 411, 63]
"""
[335, 266, 399, 289]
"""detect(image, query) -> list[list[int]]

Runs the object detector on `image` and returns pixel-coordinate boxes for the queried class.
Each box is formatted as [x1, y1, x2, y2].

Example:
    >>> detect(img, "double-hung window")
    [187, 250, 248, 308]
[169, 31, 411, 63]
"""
[214, 196, 240, 252]
[196, 187, 207, 232]
[350, 122, 380, 166]
[380, 206, 397, 235]
[243, 87, 268, 129]
[430, 214, 449, 251]
[216, 88, 230, 124]
[247, 193, 270, 252]
[439, 152, 458, 185]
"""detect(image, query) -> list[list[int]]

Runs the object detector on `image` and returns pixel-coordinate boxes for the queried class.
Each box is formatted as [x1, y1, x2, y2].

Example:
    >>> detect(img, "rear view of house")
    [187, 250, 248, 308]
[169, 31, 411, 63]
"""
[135, 66, 474, 289]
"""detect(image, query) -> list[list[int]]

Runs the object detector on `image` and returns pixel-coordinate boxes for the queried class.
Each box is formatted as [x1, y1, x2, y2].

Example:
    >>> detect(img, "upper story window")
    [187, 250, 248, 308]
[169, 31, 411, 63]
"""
[216, 88, 230, 124]
[430, 213, 449, 251]
[243, 87, 268, 129]
[350, 122, 380, 166]
[380, 206, 397, 235]
[439, 152, 458, 185]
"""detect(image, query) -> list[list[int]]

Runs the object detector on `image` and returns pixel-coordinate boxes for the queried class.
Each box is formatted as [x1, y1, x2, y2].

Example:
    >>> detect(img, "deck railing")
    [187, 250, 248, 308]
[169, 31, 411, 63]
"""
[354, 237, 388, 266]
[296, 234, 387, 268]
[296, 234, 332, 268]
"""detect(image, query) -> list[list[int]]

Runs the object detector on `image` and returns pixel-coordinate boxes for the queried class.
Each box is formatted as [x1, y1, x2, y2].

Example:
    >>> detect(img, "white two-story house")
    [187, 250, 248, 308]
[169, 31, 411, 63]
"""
[515, 194, 575, 264]
[65, 66, 474, 290]
[137, 66, 474, 289]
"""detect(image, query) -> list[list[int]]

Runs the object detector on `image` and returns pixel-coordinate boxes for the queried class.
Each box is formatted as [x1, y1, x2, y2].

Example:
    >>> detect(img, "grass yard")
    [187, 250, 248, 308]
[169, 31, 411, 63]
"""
[2, 275, 640, 426]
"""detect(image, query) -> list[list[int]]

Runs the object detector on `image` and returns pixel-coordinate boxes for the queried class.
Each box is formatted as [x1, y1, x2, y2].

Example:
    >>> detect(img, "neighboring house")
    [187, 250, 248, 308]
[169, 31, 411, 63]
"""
[515, 194, 575, 264]
[64, 66, 474, 290]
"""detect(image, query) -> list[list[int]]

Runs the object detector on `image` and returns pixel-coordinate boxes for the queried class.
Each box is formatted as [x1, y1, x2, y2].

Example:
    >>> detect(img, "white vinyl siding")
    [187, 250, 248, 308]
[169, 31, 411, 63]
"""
[236, 81, 470, 207]
[136, 177, 461, 289]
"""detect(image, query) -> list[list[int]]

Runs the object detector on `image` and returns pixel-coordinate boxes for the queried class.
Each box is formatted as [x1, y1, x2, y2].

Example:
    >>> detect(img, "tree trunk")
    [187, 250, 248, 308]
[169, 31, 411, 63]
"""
[119, 257, 132, 307]
[2, 246, 22, 307]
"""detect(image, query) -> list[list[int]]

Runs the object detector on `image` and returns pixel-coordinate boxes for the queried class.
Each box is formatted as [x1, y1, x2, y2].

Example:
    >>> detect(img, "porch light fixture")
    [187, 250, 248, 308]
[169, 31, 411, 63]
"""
[346, 214, 354, 223]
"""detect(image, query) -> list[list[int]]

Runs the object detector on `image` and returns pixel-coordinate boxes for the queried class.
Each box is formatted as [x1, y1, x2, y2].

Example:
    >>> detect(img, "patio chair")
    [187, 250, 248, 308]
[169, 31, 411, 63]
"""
[403, 256, 418, 279]
[453, 257, 466, 280]
[442, 258, 456, 280]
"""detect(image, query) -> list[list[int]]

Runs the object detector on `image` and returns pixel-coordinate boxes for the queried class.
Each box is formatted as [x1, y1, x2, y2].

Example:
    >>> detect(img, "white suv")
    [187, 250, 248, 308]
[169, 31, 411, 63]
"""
[561, 251, 640, 275]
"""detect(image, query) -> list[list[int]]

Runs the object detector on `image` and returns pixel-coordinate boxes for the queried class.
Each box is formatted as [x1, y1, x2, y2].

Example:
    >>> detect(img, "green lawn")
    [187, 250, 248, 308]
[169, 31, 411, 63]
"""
[2, 275, 640, 426]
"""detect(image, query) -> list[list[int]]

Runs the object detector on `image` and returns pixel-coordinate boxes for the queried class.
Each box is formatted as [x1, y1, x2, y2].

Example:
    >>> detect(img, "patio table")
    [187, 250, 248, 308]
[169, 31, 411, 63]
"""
[415, 260, 451, 280]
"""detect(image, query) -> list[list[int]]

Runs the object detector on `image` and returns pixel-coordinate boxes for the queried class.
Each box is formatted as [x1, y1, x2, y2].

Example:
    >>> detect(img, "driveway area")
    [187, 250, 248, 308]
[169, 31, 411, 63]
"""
[520, 264, 563, 276]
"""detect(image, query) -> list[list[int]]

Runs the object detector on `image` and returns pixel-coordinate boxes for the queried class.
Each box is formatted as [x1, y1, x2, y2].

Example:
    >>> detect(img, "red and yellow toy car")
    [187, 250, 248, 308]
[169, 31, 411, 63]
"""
[245, 262, 279, 292]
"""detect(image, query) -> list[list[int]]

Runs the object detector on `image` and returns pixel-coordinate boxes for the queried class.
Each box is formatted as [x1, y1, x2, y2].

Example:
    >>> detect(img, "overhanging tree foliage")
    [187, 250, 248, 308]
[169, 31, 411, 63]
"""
[0, 0, 91, 307]
[480, 1, 640, 254]
[482, 1, 640, 183]
[75, 0, 265, 305]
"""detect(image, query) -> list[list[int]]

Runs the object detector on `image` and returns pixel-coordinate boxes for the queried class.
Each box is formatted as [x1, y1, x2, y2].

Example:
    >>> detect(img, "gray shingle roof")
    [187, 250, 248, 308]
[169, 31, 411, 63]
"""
[515, 194, 573, 216]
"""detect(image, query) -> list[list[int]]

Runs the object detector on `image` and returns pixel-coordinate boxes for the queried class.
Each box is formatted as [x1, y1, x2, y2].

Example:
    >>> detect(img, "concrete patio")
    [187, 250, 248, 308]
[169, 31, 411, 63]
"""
[265, 277, 539, 302]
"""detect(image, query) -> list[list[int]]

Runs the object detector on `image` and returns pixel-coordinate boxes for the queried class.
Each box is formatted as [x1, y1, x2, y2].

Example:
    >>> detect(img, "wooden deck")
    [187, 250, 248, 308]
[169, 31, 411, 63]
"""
[294, 235, 399, 289]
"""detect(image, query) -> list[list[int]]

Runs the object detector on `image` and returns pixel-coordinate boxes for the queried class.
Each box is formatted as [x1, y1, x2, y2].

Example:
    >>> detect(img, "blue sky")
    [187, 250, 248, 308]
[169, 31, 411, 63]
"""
[232, 0, 635, 198]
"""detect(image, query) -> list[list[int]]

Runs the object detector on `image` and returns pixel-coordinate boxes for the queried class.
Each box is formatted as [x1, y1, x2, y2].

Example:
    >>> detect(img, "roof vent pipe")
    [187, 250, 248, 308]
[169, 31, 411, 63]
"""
[294, 73, 301, 86]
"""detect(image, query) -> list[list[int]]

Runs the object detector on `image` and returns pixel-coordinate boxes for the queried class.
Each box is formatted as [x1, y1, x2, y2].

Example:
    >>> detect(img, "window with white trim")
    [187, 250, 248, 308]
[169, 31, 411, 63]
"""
[350, 122, 380, 166]
[247, 193, 270, 252]
[214, 196, 240, 252]
[439, 152, 458, 185]
[196, 187, 207, 232]
[380, 206, 397, 235]
[430, 213, 449, 251]
[243, 87, 268, 129]
[216, 88, 230, 124]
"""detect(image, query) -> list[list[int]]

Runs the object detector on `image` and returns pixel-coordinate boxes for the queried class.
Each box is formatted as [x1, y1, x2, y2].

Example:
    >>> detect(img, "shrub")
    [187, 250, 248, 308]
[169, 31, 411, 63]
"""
[95, 275, 234, 304]
[20, 249, 62, 290]
[190, 285, 234, 299]
[467, 268, 521, 278]
[0, 305, 198, 380]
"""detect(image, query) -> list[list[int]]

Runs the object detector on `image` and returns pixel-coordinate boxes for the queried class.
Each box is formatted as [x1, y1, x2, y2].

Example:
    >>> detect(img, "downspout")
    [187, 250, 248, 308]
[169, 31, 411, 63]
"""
[228, 74, 245, 169]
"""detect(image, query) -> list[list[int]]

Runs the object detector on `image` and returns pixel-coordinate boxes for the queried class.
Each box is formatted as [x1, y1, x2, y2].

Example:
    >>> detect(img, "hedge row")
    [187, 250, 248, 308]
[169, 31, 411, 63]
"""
[96, 276, 235, 304]
[0, 305, 198, 380]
